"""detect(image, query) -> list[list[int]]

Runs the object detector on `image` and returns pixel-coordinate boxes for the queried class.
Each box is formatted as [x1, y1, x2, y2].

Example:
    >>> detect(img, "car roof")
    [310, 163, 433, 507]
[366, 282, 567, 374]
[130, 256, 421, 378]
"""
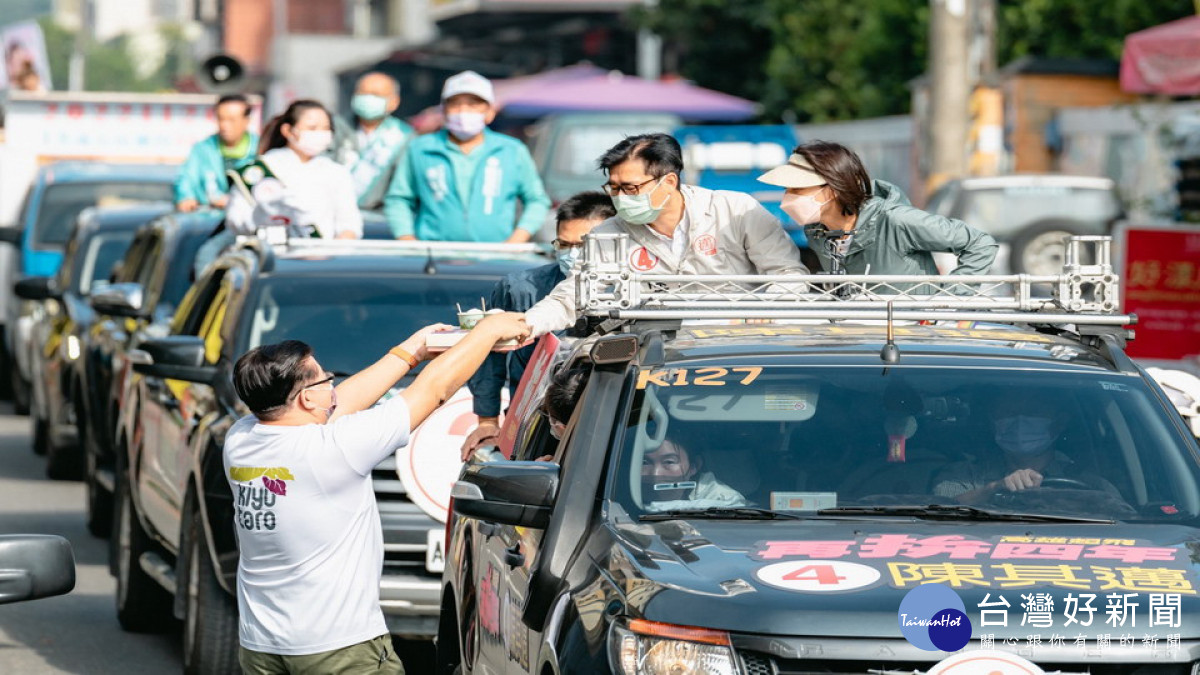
[38, 161, 178, 184]
[146, 210, 225, 235]
[604, 321, 1124, 374]
[237, 243, 549, 278]
[76, 204, 174, 235]
[956, 174, 1116, 191]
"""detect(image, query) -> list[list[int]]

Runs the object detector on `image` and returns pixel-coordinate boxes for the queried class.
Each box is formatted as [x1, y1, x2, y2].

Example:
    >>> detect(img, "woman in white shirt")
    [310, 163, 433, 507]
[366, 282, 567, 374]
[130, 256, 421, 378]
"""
[226, 99, 363, 239]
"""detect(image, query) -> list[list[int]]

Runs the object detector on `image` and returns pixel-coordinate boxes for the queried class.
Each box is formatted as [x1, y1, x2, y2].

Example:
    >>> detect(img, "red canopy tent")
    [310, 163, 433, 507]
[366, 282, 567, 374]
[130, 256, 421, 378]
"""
[1120, 15, 1200, 94]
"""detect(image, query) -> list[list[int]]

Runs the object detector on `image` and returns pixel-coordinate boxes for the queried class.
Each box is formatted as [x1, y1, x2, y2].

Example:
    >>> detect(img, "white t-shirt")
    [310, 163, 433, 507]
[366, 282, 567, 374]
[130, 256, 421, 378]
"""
[222, 394, 411, 655]
[225, 147, 364, 239]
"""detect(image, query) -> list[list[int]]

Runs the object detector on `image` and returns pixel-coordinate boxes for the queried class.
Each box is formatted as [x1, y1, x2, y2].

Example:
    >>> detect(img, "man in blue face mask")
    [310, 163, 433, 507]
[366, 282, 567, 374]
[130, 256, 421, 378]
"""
[522, 133, 811, 337]
[933, 392, 1122, 505]
[331, 71, 413, 211]
[384, 70, 552, 242]
[460, 192, 615, 458]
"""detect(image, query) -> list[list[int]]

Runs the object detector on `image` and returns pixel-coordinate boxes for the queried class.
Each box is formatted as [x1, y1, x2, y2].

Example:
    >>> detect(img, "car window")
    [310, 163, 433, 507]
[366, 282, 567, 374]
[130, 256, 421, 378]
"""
[157, 230, 213, 310]
[238, 274, 503, 376]
[960, 186, 1121, 232]
[198, 280, 233, 364]
[116, 233, 153, 285]
[175, 269, 228, 336]
[73, 231, 135, 296]
[551, 126, 656, 178]
[32, 182, 172, 248]
[610, 365, 1199, 523]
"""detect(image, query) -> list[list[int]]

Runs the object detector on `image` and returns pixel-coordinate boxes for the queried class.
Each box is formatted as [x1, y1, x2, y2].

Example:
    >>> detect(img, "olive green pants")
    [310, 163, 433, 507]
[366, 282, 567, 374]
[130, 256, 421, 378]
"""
[239, 634, 405, 674]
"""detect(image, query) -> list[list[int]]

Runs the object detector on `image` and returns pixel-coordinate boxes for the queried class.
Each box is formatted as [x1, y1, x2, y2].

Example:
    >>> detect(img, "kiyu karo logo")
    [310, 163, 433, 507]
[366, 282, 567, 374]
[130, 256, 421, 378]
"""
[898, 583, 972, 652]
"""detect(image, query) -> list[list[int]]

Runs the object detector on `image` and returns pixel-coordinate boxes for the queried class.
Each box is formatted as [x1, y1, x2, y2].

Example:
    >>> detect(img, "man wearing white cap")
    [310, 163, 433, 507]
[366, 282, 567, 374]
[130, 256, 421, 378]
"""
[384, 70, 551, 242]
[758, 140, 996, 278]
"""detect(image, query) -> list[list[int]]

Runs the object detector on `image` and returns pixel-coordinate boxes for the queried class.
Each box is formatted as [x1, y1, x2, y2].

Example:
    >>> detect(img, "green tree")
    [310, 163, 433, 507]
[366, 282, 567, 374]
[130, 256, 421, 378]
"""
[996, 0, 1193, 62]
[33, 17, 181, 92]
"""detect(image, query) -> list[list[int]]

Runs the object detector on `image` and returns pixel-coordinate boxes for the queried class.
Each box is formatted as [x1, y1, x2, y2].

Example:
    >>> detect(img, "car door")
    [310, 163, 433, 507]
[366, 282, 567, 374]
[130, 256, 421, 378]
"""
[472, 413, 562, 674]
[138, 265, 231, 543]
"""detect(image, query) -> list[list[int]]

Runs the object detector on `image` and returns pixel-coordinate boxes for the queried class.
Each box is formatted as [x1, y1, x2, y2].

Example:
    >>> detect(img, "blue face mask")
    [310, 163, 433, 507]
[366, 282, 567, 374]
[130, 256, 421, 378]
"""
[994, 415, 1057, 456]
[351, 94, 388, 121]
[556, 247, 580, 275]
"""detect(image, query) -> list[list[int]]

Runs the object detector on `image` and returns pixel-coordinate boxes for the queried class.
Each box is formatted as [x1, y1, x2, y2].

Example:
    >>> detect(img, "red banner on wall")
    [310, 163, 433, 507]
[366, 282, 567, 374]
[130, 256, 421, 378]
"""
[1119, 223, 1200, 360]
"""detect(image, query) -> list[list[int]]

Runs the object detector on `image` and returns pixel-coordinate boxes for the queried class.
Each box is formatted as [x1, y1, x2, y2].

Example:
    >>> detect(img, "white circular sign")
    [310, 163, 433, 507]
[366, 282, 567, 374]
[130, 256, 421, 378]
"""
[396, 387, 507, 523]
[754, 560, 882, 593]
[929, 650, 1044, 675]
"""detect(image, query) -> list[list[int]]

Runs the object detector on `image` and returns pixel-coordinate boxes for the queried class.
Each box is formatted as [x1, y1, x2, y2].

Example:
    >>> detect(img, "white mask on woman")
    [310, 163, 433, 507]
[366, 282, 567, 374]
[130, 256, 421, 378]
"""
[291, 129, 333, 158]
[780, 188, 832, 225]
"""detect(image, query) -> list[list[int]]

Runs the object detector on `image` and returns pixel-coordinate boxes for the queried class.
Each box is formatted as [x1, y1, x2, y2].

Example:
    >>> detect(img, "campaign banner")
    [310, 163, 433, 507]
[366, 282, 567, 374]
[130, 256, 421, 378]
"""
[1118, 222, 1200, 361]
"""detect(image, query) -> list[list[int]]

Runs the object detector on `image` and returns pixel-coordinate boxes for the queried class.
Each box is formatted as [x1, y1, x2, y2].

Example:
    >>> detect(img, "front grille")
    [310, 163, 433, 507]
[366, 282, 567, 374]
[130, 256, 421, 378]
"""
[741, 653, 776, 675]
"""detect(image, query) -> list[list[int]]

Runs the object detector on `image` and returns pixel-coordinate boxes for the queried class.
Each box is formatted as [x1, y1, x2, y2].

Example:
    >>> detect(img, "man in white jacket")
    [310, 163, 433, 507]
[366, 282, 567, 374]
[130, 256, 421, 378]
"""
[522, 133, 809, 336]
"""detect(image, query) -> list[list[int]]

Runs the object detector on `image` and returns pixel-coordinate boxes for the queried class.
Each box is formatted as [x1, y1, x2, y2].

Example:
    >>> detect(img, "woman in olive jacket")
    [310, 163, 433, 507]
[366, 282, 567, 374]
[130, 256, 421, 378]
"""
[759, 141, 997, 278]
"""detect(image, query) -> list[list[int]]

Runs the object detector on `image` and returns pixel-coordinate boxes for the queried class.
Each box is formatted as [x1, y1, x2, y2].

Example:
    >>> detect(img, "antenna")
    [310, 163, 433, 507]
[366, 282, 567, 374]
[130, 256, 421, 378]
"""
[424, 248, 437, 275]
[880, 301, 900, 363]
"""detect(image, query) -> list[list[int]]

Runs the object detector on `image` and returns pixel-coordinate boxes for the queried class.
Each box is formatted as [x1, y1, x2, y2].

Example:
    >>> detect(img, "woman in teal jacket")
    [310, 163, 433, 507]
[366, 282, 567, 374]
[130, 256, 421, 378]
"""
[759, 141, 997, 277]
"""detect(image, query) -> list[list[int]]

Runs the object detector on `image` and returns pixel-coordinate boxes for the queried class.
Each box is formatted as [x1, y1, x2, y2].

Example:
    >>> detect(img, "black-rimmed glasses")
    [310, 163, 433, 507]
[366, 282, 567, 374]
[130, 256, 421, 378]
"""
[600, 176, 659, 197]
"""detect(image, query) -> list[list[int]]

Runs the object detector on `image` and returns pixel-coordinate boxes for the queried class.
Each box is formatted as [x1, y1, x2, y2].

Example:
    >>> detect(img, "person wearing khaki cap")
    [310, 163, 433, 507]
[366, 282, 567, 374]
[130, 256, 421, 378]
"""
[760, 141, 996, 279]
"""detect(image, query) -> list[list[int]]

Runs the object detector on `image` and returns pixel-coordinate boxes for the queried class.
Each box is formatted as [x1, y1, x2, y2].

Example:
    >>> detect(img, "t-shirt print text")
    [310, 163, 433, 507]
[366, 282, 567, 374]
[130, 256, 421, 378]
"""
[230, 466, 293, 531]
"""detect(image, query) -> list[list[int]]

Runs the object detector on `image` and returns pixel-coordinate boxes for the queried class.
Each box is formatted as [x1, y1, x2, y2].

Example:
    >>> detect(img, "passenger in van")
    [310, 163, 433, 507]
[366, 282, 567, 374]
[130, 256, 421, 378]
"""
[522, 133, 809, 336]
[758, 141, 997, 277]
[641, 439, 746, 511]
[932, 393, 1120, 505]
[460, 192, 615, 458]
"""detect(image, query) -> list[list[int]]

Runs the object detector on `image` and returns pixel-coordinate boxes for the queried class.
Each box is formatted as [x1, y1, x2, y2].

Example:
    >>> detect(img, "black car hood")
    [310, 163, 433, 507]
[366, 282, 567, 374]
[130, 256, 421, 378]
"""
[599, 517, 1200, 640]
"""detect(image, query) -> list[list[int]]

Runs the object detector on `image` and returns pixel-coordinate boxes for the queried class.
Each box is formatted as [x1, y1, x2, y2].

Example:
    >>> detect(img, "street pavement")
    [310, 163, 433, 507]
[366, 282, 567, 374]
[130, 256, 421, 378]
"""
[0, 402, 434, 673]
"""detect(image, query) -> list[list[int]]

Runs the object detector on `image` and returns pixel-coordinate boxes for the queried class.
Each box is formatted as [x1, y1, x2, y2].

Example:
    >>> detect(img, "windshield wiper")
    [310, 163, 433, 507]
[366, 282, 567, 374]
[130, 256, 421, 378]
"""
[640, 506, 804, 522]
[817, 504, 1114, 524]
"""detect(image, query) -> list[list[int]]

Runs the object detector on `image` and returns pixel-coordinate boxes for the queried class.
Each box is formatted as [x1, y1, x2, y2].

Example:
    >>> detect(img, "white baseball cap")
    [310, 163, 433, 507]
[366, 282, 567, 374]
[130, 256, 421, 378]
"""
[758, 152, 827, 189]
[441, 70, 495, 105]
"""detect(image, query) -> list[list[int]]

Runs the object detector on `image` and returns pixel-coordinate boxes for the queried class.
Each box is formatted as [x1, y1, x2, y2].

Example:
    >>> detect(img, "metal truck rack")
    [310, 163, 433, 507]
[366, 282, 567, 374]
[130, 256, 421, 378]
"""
[577, 233, 1134, 327]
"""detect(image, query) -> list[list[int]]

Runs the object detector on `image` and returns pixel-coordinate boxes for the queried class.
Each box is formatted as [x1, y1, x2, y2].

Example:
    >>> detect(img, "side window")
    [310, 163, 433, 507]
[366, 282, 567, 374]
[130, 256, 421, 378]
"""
[514, 412, 557, 462]
[197, 280, 232, 364]
[174, 269, 227, 336]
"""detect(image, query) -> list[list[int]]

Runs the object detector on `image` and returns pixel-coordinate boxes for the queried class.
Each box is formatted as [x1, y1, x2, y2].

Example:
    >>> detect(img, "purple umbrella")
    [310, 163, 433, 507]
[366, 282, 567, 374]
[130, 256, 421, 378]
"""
[495, 68, 759, 121]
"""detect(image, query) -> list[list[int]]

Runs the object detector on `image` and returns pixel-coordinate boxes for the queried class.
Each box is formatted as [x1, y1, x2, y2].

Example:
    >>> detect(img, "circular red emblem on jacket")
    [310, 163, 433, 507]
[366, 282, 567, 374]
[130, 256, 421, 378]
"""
[630, 246, 660, 271]
[694, 234, 717, 256]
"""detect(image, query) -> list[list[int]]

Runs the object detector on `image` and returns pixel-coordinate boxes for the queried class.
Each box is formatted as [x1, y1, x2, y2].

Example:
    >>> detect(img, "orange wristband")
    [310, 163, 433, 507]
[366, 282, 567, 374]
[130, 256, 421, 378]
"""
[388, 346, 419, 368]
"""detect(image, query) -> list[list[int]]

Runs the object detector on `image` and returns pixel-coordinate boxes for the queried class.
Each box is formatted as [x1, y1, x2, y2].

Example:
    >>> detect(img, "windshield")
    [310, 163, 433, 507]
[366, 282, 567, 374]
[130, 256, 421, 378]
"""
[610, 365, 1199, 523]
[238, 274, 504, 376]
[34, 182, 173, 247]
[74, 231, 135, 295]
[960, 186, 1120, 233]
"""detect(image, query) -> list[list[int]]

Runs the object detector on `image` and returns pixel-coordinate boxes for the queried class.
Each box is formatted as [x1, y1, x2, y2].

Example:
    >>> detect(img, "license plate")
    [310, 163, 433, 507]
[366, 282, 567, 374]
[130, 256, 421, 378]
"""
[426, 528, 446, 574]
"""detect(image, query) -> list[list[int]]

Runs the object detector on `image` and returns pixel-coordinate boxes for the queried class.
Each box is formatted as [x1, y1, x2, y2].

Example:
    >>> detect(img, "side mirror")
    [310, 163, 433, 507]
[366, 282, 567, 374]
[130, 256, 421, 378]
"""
[14, 276, 59, 301]
[131, 335, 217, 383]
[90, 282, 145, 318]
[452, 461, 559, 529]
[0, 535, 76, 605]
[0, 227, 23, 246]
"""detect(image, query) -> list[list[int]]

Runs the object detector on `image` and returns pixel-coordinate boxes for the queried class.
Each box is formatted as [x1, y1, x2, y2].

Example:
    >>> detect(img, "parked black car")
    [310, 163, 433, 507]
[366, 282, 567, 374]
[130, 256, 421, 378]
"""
[80, 210, 219, 537]
[112, 238, 548, 673]
[440, 239, 1200, 674]
[16, 204, 169, 480]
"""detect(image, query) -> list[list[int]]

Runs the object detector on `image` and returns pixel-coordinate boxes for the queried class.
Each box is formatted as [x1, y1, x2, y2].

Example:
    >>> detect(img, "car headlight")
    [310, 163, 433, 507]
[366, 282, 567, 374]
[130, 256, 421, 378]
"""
[64, 335, 81, 361]
[608, 618, 737, 675]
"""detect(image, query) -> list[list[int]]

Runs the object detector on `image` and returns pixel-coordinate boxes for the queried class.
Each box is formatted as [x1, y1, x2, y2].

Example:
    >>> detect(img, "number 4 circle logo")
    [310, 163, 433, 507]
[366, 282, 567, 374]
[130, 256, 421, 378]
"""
[755, 560, 882, 593]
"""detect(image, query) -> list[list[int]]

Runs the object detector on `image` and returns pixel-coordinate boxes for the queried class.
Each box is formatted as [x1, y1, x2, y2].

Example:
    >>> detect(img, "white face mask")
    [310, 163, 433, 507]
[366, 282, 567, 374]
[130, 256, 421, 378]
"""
[445, 111, 487, 141]
[612, 177, 670, 225]
[556, 247, 580, 275]
[781, 188, 832, 226]
[994, 415, 1057, 456]
[291, 129, 332, 158]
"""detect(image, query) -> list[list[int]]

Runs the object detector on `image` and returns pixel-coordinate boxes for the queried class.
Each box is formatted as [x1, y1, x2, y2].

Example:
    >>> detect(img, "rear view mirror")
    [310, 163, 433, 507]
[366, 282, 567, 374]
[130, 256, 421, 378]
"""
[0, 227, 22, 245]
[0, 535, 76, 605]
[452, 461, 559, 529]
[131, 335, 217, 383]
[14, 276, 59, 301]
[90, 282, 145, 318]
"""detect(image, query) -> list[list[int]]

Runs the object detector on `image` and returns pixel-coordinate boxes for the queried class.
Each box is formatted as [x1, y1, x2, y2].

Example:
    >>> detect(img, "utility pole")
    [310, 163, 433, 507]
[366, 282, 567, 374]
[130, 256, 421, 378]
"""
[637, 0, 662, 80]
[68, 0, 92, 91]
[927, 0, 971, 191]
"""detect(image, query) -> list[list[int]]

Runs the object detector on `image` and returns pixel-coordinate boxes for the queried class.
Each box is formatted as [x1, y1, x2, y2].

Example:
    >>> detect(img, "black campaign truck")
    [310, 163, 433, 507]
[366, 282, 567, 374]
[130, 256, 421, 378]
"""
[439, 234, 1200, 674]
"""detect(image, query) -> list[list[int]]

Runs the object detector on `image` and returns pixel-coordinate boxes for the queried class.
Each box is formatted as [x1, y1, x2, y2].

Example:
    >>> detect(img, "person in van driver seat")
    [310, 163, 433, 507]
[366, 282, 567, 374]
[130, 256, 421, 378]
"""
[641, 438, 746, 512]
[933, 391, 1120, 506]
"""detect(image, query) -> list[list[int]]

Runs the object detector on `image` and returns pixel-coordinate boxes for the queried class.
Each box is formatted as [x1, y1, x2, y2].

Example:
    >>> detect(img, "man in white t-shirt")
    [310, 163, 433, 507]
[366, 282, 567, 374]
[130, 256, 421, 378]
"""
[226, 313, 528, 673]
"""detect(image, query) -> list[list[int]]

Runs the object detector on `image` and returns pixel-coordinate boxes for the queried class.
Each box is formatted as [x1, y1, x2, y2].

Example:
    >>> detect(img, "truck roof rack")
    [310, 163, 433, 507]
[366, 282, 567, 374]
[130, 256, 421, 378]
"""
[278, 238, 548, 257]
[577, 233, 1134, 328]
